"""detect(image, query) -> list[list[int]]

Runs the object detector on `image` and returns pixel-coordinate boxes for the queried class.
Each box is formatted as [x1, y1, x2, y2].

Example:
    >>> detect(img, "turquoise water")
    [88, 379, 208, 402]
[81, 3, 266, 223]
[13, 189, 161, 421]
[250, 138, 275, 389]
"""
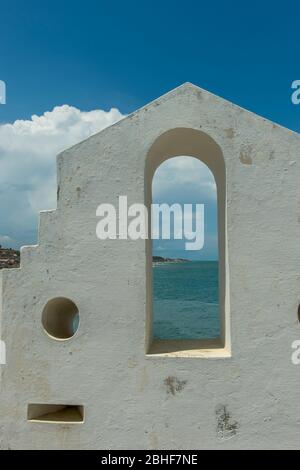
[153, 261, 220, 340]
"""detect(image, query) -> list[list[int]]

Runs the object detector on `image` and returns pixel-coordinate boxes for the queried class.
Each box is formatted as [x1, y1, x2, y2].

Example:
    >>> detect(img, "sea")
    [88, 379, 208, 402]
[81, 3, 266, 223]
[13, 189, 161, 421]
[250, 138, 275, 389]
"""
[153, 261, 220, 340]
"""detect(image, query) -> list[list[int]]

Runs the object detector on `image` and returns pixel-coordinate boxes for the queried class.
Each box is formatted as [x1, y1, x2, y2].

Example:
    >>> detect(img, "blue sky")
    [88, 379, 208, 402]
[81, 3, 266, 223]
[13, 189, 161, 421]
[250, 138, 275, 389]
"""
[1, 1, 300, 127]
[0, 1, 299, 258]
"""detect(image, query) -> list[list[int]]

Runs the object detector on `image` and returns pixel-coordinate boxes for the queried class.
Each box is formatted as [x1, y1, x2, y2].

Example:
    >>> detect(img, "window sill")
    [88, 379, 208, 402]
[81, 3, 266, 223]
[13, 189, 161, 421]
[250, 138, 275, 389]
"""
[146, 339, 231, 358]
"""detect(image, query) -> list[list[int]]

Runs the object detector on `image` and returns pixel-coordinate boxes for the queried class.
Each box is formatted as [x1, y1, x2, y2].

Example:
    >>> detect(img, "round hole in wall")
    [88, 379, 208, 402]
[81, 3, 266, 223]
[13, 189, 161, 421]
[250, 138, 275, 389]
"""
[42, 297, 79, 340]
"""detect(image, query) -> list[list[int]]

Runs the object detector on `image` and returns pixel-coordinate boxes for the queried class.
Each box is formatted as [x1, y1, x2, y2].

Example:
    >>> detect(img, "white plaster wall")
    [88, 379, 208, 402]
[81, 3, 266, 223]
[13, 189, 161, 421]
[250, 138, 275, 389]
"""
[0, 83, 300, 449]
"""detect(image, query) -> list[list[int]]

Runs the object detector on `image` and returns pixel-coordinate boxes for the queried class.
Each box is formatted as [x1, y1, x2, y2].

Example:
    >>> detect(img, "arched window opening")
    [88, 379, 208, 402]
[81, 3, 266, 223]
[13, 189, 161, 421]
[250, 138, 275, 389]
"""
[152, 156, 220, 341]
[145, 128, 230, 357]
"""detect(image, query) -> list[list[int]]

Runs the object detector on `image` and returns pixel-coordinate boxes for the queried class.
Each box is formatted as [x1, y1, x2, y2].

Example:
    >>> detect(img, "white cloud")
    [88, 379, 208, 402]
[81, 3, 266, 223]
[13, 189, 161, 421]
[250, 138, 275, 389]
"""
[152, 156, 218, 259]
[0, 108, 217, 257]
[0, 105, 124, 247]
[0, 235, 14, 246]
[152, 156, 217, 202]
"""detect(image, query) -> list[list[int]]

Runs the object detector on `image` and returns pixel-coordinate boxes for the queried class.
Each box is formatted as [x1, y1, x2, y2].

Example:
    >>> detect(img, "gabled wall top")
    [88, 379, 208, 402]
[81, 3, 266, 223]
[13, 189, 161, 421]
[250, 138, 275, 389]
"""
[60, 82, 299, 159]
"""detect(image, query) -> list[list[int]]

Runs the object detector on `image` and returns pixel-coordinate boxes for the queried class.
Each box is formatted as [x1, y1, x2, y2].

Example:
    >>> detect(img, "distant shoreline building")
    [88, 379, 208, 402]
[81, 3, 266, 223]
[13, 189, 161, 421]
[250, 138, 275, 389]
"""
[0, 247, 20, 269]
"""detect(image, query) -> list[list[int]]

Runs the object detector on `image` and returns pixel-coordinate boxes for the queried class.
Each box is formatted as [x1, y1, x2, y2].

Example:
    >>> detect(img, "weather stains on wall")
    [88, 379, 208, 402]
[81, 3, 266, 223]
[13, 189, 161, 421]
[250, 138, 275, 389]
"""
[215, 405, 239, 440]
[164, 376, 187, 396]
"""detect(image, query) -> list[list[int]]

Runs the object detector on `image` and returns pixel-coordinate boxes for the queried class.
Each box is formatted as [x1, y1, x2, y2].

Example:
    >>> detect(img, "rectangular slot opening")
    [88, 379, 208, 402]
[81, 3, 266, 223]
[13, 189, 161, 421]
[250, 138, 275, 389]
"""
[27, 404, 84, 423]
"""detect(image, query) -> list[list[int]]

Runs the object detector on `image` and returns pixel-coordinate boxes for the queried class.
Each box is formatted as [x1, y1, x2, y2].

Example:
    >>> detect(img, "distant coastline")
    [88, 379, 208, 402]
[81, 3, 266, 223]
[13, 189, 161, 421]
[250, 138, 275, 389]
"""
[0, 248, 193, 269]
[0, 248, 209, 269]
[0, 247, 20, 269]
